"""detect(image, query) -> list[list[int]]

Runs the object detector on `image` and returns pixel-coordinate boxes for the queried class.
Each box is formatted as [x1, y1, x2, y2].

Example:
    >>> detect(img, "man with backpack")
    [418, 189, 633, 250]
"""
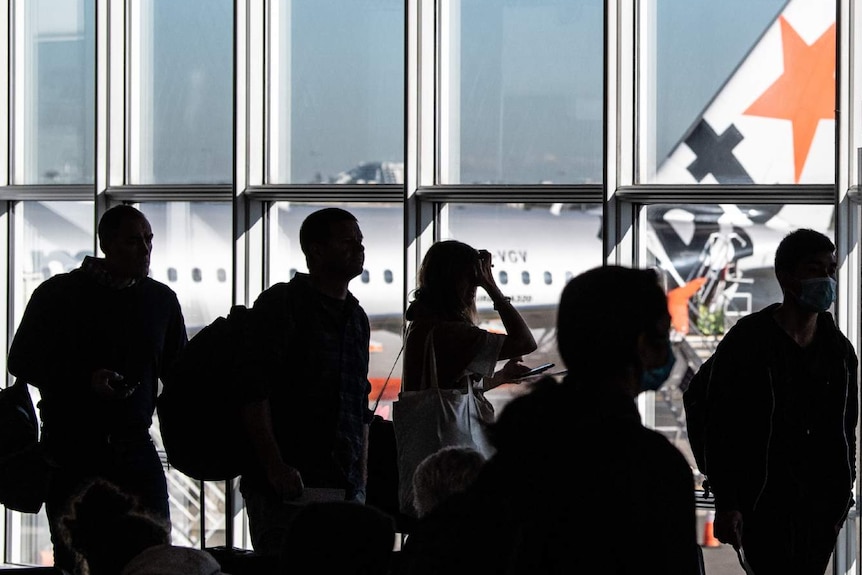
[704, 228, 858, 574]
[238, 207, 374, 556]
[7, 205, 188, 572]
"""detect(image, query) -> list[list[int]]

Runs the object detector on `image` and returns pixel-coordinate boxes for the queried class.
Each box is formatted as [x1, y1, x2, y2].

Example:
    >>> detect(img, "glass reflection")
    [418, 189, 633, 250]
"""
[9, 200, 94, 565]
[139, 201, 232, 336]
[269, 0, 404, 184]
[17, 0, 95, 184]
[131, 0, 233, 184]
[136, 201, 232, 548]
[15, 201, 94, 327]
[440, 1, 603, 184]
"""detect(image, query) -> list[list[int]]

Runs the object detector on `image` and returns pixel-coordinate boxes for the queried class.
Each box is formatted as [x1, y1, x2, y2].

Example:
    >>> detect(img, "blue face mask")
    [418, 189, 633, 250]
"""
[797, 277, 836, 313]
[640, 339, 676, 393]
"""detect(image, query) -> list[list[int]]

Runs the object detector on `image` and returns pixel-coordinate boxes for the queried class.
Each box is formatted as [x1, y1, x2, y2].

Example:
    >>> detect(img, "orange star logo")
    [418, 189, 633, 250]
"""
[744, 17, 835, 183]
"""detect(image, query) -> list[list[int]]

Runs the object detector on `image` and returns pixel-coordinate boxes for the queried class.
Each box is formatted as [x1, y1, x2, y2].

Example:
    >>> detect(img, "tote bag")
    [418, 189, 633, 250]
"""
[392, 327, 496, 517]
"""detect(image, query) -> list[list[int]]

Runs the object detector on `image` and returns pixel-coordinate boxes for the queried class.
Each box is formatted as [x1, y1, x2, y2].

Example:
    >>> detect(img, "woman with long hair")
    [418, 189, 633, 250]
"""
[395, 240, 538, 519]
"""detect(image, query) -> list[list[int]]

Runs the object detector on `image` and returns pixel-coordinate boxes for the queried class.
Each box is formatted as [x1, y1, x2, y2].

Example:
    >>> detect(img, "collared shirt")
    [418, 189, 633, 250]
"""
[81, 255, 139, 290]
[241, 273, 372, 498]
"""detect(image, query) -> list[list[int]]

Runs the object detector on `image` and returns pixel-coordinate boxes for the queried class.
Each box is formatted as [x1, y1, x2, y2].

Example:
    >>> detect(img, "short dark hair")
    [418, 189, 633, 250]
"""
[774, 228, 835, 275]
[298, 207, 358, 256]
[61, 479, 170, 575]
[98, 205, 147, 245]
[556, 266, 668, 377]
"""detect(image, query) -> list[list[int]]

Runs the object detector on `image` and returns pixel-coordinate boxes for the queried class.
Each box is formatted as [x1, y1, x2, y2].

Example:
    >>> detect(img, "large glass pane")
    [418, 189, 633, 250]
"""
[130, 0, 233, 184]
[269, 0, 404, 184]
[14, 201, 94, 328]
[16, 0, 95, 184]
[137, 201, 232, 547]
[7, 200, 94, 566]
[443, 203, 603, 411]
[440, 1, 603, 185]
[140, 201, 233, 336]
[270, 202, 404, 416]
[648, 0, 835, 185]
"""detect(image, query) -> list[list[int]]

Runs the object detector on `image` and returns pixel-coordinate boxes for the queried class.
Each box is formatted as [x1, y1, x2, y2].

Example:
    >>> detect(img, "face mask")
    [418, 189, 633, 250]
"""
[640, 339, 676, 393]
[796, 277, 836, 313]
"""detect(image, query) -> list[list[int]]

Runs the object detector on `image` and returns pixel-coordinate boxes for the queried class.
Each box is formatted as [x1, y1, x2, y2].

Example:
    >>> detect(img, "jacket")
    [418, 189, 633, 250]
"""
[704, 303, 858, 520]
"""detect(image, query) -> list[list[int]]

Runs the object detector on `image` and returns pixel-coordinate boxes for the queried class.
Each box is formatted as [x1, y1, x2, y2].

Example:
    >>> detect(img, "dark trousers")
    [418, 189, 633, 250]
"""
[743, 500, 841, 575]
[44, 435, 169, 573]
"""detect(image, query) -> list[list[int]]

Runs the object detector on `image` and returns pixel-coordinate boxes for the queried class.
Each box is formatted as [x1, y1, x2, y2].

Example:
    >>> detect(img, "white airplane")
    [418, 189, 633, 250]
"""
[15, 201, 834, 409]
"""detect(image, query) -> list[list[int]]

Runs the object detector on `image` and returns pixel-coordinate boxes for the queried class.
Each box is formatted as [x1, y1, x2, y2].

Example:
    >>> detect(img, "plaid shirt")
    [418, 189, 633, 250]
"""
[241, 273, 373, 499]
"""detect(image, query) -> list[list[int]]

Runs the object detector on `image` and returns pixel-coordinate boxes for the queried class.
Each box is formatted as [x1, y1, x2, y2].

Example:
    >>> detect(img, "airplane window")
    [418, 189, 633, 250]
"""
[384, 270, 393, 284]
[168, 268, 177, 282]
[289, 268, 297, 279]
[499, 271, 508, 285]
[361, 270, 370, 283]
[521, 271, 530, 285]
[192, 268, 202, 282]
[217, 269, 227, 282]
[544, 271, 552, 285]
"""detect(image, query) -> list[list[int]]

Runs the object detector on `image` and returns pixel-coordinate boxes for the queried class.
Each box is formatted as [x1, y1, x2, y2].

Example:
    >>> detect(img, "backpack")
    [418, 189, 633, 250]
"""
[0, 379, 53, 512]
[157, 304, 254, 481]
[681, 354, 714, 496]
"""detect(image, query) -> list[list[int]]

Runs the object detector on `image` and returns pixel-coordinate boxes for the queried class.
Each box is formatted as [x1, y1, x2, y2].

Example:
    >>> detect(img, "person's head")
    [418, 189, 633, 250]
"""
[774, 228, 837, 313]
[408, 240, 481, 322]
[556, 265, 672, 394]
[299, 208, 364, 282]
[60, 478, 170, 575]
[412, 446, 486, 518]
[279, 501, 395, 575]
[98, 204, 153, 281]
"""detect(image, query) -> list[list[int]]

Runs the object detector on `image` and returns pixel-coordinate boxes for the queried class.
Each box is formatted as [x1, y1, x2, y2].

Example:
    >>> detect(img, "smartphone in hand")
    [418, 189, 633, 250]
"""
[511, 362, 555, 382]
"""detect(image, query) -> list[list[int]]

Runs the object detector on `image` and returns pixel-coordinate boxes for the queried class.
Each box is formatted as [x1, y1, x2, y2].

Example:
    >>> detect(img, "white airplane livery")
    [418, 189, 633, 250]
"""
[655, 0, 834, 185]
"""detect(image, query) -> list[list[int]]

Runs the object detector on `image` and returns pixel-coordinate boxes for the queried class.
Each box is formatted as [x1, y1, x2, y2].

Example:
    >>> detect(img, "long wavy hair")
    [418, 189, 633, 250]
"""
[407, 240, 479, 324]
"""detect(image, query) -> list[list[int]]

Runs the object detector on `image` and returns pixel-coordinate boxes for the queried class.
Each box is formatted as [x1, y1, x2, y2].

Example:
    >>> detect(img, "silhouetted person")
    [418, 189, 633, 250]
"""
[8, 205, 188, 571]
[60, 478, 225, 575]
[395, 240, 537, 519]
[706, 228, 858, 574]
[412, 446, 485, 518]
[279, 500, 396, 575]
[395, 265, 700, 574]
[239, 207, 374, 556]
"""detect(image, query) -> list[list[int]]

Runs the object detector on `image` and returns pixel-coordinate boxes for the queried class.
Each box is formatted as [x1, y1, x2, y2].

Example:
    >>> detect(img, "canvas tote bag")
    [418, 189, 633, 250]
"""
[392, 326, 496, 517]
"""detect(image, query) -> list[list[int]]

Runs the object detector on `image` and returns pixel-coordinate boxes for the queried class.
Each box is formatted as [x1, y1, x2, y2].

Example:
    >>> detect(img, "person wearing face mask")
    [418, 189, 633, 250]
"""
[394, 265, 700, 575]
[705, 228, 858, 575]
